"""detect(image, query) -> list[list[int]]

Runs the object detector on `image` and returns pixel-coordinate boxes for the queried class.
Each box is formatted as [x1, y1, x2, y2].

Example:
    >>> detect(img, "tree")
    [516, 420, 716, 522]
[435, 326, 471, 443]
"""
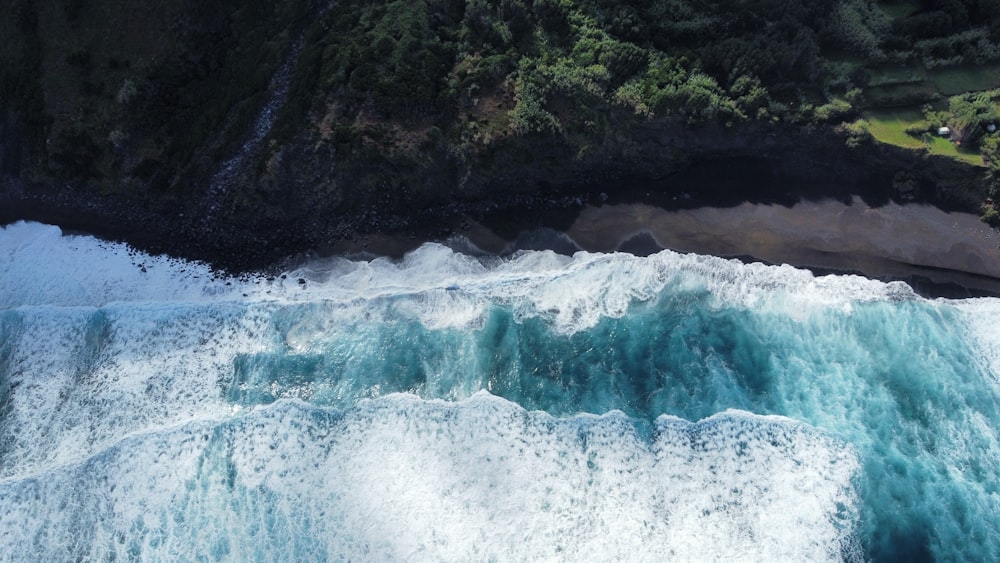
[948, 92, 1000, 144]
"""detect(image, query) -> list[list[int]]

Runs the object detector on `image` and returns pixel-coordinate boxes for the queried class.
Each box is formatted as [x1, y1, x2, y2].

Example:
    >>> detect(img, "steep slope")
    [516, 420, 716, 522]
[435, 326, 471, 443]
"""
[2, 0, 999, 270]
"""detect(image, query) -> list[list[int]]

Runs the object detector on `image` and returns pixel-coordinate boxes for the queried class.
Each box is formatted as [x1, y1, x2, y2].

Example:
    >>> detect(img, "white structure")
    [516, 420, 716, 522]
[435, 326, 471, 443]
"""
[937, 126, 951, 136]
[987, 123, 997, 133]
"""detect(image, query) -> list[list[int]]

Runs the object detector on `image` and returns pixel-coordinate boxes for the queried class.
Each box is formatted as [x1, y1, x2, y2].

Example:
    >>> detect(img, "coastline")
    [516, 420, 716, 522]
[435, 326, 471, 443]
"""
[3, 180, 1000, 299]
[322, 198, 1000, 299]
[561, 198, 1000, 298]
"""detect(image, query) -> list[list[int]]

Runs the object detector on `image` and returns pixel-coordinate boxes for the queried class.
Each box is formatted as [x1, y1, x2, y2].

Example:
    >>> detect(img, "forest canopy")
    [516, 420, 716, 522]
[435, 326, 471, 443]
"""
[294, 0, 1000, 126]
[3, 0, 1000, 198]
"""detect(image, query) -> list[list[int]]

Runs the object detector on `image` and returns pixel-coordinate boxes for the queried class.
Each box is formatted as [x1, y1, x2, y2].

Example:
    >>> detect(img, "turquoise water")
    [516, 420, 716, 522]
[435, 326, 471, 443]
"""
[1, 222, 998, 561]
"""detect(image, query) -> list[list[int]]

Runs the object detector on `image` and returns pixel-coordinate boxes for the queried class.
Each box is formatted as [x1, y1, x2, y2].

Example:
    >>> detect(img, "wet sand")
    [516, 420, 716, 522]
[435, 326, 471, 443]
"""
[457, 197, 1000, 297]
[7, 183, 1000, 297]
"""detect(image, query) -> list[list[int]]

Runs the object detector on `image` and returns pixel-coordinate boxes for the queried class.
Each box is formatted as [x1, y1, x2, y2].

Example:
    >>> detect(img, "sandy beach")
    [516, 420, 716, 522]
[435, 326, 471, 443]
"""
[6, 184, 1000, 297]
[455, 197, 1000, 297]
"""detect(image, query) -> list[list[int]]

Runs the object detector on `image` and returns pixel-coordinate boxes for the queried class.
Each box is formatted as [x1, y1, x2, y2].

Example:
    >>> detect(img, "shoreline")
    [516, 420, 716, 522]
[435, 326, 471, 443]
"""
[292, 197, 1000, 299]
[3, 177, 999, 298]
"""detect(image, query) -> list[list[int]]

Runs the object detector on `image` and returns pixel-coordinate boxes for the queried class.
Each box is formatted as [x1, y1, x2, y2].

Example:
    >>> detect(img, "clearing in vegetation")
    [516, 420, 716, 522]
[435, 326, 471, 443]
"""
[862, 109, 986, 167]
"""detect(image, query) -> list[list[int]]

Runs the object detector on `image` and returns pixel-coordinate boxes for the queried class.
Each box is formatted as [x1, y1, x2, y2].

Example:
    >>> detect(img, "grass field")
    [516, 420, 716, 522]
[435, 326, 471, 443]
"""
[864, 64, 1000, 108]
[929, 64, 1000, 96]
[925, 136, 985, 166]
[862, 109, 985, 166]
[878, 0, 921, 19]
[864, 83, 939, 107]
[863, 109, 926, 148]
[867, 67, 925, 88]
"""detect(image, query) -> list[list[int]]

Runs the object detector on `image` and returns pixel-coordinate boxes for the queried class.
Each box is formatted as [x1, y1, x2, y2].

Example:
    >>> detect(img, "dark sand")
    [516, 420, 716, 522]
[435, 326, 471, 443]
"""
[7, 188, 1000, 297]
[452, 197, 1000, 297]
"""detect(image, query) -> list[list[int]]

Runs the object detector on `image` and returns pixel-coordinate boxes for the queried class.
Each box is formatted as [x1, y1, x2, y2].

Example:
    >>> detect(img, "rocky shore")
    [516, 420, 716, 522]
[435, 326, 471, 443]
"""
[3, 119, 998, 299]
[7, 0, 1000, 300]
[4, 181, 1000, 300]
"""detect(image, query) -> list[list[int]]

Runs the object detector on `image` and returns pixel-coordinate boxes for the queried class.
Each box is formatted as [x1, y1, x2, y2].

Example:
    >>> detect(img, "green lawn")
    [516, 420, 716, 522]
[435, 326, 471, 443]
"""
[929, 64, 1000, 96]
[867, 67, 925, 88]
[927, 136, 986, 166]
[864, 83, 939, 107]
[864, 64, 1000, 108]
[862, 109, 986, 166]
[863, 109, 926, 148]
[878, 0, 921, 20]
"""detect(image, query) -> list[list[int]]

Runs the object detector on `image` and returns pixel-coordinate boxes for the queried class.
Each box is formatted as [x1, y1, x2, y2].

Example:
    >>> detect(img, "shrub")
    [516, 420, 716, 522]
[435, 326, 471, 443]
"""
[813, 98, 853, 123]
[904, 122, 931, 138]
[981, 200, 1000, 226]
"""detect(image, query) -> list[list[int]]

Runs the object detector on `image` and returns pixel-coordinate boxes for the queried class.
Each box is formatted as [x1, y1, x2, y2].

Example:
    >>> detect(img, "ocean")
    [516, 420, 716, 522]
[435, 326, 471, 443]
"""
[1, 221, 998, 561]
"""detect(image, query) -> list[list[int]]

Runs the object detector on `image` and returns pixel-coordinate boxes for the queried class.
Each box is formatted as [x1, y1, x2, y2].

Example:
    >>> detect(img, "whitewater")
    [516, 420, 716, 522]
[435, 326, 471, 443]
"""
[1, 221, 998, 561]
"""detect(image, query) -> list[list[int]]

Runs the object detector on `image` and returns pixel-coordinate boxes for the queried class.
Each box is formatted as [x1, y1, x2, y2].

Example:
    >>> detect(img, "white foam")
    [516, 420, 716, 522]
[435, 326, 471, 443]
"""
[0, 222, 243, 308]
[4, 222, 919, 332]
[953, 298, 1000, 389]
[0, 393, 861, 562]
[0, 221, 978, 482]
[268, 244, 921, 334]
[0, 302, 271, 479]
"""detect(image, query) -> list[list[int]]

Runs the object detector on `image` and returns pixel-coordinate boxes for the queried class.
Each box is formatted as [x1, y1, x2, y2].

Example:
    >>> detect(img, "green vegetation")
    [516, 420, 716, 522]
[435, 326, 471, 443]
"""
[863, 88, 1000, 166]
[280, 0, 1000, 147]
[928, 135, 986, 165]
[849, 2, 1000, 172]
[878, 0, 921, 20]
[978, 109, 1000, 224]
[931, 64, 1000, 96]
[863, 109, 930, 149]
[1, 0, 309, 189]
[864, 63, 1000, 108]
[281, 0, 903, 161]
[3, 0, 1000, 212]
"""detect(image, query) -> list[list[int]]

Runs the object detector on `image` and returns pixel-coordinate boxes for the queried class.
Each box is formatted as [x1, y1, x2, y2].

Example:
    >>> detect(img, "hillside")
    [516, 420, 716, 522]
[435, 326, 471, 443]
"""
[2, 0, 1000, 269]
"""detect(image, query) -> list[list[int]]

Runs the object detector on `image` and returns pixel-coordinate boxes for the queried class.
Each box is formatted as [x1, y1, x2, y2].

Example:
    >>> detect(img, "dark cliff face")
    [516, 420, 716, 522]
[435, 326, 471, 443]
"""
[1, 114, 985, 273]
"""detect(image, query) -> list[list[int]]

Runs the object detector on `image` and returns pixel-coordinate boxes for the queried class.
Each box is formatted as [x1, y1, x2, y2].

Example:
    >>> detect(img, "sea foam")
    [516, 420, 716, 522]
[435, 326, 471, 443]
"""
[0, 394, 861, 562]
[3, 221, 999, 561]
[4, 221, 915, 329]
